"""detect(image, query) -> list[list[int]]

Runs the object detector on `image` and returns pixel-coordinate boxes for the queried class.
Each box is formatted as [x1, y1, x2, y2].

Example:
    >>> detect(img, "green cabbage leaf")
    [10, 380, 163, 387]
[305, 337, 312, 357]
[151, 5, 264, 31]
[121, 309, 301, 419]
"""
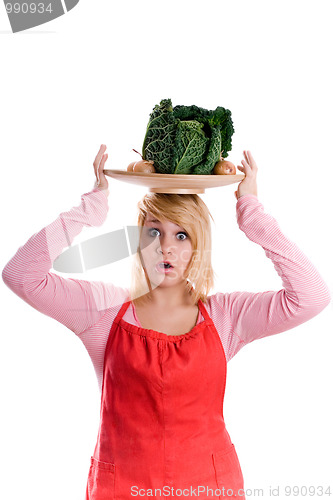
[142, 98, 234, 175]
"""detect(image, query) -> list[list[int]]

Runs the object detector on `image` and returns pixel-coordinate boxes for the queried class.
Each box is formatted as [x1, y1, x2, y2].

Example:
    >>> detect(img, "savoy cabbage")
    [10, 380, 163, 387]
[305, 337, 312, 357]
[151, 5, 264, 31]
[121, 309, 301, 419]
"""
[142, 98, 234, 175]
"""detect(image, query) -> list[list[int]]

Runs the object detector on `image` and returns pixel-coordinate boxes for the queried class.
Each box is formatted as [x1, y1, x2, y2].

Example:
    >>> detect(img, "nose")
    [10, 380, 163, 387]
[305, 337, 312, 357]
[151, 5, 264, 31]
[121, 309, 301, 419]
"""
[157, 235, 174, 255]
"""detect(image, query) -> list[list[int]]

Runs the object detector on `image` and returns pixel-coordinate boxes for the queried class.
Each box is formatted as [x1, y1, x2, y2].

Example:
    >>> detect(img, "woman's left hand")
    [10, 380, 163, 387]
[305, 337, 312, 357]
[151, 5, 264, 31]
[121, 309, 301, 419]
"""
[234, 150, 258, 200]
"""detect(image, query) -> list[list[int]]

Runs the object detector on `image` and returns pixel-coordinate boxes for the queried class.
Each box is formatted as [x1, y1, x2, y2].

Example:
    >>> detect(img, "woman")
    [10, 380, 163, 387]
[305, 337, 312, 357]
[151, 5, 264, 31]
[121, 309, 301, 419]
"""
[2, 145, 330, 500]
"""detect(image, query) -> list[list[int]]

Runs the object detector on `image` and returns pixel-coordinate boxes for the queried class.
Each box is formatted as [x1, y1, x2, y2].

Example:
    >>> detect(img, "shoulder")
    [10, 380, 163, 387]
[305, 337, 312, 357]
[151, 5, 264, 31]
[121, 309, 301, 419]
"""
[200, 293, 227, 318]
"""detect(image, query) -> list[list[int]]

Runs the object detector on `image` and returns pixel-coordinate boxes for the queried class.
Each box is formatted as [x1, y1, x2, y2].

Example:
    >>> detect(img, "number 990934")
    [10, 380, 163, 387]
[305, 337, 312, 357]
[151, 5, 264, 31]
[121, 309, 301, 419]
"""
[5, 3, 53, 14]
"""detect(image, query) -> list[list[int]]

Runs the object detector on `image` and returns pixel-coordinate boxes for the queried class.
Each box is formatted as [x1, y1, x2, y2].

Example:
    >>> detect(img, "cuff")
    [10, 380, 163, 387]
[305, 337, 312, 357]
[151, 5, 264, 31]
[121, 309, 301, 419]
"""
[236, 193, 258, 207]
[90, 187, 109, 199]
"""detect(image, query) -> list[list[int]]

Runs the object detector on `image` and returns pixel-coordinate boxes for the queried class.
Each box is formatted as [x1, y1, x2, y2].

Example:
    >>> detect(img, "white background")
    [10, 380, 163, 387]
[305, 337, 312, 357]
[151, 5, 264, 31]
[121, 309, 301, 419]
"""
[1, 1, 332, 499]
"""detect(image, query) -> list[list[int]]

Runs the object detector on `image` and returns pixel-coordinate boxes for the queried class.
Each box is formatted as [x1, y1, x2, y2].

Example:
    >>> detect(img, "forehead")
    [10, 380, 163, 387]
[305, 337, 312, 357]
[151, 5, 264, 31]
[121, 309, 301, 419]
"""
[145, 212, 183, 229]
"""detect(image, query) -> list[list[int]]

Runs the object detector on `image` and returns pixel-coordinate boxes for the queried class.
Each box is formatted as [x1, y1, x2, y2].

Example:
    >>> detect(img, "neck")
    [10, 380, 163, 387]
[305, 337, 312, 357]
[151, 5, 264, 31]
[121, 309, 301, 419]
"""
[142, 281, 195, 309]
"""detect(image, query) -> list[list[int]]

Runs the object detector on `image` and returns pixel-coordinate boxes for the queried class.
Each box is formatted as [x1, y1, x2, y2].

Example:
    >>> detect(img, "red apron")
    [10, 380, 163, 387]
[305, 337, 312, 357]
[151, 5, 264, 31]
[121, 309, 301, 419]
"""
[86, 299, 245, 499]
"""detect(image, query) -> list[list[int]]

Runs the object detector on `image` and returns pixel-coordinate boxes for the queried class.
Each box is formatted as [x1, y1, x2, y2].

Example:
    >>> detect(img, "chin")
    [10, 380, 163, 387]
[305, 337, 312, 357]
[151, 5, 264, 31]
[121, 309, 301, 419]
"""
[146, 271, 185, 288]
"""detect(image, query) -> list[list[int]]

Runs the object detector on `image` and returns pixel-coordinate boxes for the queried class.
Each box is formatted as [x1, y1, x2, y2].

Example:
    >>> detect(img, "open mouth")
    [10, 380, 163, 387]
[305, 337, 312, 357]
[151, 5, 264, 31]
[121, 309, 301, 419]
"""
[155, 262, 174, 273]
[159, 262, 173, 269]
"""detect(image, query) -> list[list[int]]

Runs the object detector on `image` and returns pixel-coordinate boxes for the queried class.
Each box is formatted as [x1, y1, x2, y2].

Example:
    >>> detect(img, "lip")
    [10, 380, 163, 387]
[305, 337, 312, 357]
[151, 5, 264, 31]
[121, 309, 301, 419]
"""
[155, 262, 174, 274]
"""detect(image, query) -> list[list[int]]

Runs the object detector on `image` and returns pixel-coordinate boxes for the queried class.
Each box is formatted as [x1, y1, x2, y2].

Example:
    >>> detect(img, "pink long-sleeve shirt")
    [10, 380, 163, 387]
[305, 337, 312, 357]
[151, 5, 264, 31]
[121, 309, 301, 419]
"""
[2, 187, 331, 393]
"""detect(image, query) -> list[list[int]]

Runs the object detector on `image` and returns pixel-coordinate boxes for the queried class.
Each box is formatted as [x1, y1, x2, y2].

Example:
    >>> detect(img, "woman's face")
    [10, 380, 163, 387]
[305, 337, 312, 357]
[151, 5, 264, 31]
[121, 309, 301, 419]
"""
[139, 212, 193, 288]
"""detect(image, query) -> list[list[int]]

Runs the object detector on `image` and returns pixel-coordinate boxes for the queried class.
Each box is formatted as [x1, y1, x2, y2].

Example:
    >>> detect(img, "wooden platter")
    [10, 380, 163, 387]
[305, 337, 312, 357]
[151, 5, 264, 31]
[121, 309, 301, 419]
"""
[103, 169, 245, 194]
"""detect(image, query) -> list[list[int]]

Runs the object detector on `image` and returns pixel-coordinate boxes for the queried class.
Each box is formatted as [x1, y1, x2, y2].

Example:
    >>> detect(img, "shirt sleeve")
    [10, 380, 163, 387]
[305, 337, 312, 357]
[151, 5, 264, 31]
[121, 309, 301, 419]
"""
[2, 187, 123, 335]
[214, 194, 331, 360]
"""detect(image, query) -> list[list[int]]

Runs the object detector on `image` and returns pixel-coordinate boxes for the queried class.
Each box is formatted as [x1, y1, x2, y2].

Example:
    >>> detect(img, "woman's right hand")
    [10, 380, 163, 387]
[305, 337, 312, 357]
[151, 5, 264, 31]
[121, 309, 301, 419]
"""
[93, 144, 109, 194]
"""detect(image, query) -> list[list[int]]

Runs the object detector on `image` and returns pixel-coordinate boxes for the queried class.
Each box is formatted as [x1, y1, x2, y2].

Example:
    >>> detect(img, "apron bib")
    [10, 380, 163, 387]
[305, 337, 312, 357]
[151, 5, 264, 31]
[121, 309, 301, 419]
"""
[86, 299, 245, 500]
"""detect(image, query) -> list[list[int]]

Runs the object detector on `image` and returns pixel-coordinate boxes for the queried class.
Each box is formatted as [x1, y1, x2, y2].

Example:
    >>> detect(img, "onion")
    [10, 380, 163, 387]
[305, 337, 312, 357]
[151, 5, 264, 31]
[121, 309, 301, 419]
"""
[133, 160, 156, 173]
[213, 154, 236, 175]
[127, 149, 156, 173]
[127, 161, 136, 172]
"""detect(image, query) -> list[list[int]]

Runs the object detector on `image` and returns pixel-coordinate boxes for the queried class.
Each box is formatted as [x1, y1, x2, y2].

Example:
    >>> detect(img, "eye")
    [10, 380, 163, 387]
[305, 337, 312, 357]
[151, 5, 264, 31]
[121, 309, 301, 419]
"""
[177, 232, 188, 241]
[148, 228, 160, 237]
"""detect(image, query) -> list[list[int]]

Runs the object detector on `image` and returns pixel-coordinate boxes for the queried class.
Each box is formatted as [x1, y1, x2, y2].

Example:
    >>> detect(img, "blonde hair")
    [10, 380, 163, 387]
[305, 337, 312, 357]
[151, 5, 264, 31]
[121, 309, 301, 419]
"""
[129, 193, 217, 307]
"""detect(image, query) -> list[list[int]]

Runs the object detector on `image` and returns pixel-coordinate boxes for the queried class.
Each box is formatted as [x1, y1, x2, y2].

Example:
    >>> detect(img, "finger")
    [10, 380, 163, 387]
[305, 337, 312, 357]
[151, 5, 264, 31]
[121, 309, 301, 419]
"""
[243, 151, 256, 171]
[245, 150, 254, 167]
[243, 150, 250, 164]
[94, 144, 106, 164]
[94, 150, 104, 178]
[247, 150, 258, 169]
[241, 159, 250, 170]
[100, 153, 108, 166]
[242, 151, 250, 164]
[100, 154, 108, 174]
[94, 144, 107, 176]
[97, 154, 108, 181]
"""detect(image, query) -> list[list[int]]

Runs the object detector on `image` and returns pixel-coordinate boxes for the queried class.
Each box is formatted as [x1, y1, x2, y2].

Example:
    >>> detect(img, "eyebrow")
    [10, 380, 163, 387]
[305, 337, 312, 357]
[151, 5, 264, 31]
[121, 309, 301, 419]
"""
[145, 219, 185, 230]
[146, 219, 181, 226]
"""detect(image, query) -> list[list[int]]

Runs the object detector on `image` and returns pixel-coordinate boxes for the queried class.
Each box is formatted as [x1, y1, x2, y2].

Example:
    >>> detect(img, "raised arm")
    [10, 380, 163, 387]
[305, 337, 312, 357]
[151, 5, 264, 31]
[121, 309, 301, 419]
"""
[1, 145, 122, 335]
[215, 151, 331, 360]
